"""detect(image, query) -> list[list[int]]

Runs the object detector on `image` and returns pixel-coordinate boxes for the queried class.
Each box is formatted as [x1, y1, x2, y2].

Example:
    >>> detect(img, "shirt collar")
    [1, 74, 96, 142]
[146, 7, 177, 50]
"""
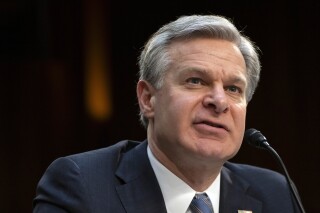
[147, 145, 221, 213]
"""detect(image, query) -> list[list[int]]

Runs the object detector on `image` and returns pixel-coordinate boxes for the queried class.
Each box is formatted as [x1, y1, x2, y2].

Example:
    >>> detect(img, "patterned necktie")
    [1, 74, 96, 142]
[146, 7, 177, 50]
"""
[188, 193, 214, 213]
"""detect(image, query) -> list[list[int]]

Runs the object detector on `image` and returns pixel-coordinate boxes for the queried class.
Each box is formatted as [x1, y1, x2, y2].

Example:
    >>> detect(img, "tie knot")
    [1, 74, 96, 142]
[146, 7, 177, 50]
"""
[189, 193, 214, 213]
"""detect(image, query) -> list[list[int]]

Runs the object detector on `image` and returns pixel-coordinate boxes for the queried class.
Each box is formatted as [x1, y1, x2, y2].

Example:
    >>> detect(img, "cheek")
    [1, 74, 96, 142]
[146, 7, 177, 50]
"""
[155, 93, 201, 134]
[154, 92, 182, 123]
[232, 104, 247, 133]
[160, 89, 198, 112]
[163, 98, 192, 124]
[233, 102, 247, 120]
[229, 105, 246, 155]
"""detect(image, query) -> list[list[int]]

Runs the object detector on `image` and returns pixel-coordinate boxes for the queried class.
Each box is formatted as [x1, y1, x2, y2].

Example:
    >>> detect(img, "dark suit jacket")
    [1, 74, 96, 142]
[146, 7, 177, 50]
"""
[33, 140, 300, 213]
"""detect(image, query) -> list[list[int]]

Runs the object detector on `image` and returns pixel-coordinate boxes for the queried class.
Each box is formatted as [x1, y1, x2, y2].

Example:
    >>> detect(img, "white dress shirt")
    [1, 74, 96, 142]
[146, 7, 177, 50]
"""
[147, 146, 220, 213]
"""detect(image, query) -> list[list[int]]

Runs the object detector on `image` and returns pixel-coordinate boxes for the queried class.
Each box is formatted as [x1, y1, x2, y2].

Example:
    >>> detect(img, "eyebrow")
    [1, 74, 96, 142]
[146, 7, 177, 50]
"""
[178, 67, 211, 76]
[180, 67, 247, 85]
[227, 76, 247, 85]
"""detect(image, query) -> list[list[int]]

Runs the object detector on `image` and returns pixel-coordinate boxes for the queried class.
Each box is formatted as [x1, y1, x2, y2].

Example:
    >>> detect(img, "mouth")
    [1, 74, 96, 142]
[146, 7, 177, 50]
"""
[194, 120, 230, 132]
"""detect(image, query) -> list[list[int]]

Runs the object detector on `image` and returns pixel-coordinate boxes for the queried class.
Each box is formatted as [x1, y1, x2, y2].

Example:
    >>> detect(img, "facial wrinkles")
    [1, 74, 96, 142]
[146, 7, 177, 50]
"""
[172, 60, 247, 106]
[171, 39, 244, 66]
[168, 40, 246, 113]
[172, 51, 244, 88]
[171, 40, 247, 131]
[149, 39, 248, 173]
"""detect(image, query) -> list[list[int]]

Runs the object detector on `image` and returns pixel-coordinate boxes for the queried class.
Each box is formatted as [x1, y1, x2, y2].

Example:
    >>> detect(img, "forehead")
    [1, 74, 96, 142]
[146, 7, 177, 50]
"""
[170, 38, 244, 64]
[167, 38, 246, 78]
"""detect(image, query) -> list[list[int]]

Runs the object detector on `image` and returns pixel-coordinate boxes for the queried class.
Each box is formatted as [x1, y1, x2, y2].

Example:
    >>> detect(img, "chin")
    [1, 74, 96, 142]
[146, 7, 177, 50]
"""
[209, 147, 239, 162]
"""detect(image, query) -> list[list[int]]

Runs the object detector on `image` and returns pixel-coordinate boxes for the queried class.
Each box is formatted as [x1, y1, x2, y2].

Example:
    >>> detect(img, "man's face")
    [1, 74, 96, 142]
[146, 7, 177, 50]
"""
[141, 38, 247, 166]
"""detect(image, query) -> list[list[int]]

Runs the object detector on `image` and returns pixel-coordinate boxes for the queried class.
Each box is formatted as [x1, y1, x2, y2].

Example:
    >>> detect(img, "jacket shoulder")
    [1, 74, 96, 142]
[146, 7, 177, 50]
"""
[224, 161, 287, 187]
[67, 140, 141, 160]
[33, 140, 145, 212]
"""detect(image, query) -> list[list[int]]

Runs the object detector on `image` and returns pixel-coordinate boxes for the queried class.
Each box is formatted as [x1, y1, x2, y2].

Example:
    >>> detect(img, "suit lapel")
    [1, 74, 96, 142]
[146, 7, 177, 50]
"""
[219, 163, 262, 213]
[115, 141, 167, 213]
[114, 142, 263, 213]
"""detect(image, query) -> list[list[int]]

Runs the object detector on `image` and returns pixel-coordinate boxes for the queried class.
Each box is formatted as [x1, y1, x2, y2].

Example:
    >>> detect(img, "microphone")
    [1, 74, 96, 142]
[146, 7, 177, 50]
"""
[244, 128, 306, 213]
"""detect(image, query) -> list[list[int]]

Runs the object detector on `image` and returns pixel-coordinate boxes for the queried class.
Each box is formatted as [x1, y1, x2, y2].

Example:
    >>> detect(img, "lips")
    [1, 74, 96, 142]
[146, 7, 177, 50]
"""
[194, 119, 230, 132]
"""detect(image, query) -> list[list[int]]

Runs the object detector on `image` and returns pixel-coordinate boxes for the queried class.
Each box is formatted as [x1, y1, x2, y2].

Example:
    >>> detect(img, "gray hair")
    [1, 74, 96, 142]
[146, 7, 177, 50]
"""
[138, 15, 261, 127]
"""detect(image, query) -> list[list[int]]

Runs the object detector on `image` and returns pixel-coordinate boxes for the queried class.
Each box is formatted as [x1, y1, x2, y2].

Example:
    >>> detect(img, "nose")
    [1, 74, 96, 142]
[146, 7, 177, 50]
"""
[203, 86, 229, 113]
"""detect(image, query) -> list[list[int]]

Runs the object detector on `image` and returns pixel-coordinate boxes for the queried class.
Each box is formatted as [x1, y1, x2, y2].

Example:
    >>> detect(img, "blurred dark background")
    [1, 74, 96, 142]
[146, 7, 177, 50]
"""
[1, 0, 319, 212]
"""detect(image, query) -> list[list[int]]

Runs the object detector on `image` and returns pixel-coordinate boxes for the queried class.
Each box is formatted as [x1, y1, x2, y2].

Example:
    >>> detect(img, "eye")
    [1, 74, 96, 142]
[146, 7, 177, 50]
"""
[225, 85, 242, 94]
[186, 77, 204, 85]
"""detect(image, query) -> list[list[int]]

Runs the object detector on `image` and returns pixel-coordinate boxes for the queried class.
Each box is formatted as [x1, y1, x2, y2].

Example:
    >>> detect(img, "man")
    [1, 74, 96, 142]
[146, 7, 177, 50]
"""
[33, 15, 301, 213]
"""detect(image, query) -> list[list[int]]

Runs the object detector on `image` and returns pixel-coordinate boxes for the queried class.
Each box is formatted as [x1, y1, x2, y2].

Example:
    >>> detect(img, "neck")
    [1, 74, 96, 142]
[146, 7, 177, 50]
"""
[148, 139, 222, 192]
[175, 163, 221, 192]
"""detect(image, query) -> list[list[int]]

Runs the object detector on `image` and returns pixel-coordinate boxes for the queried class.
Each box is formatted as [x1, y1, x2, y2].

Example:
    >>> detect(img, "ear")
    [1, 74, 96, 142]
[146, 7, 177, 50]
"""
[136, 80, 156, 119]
